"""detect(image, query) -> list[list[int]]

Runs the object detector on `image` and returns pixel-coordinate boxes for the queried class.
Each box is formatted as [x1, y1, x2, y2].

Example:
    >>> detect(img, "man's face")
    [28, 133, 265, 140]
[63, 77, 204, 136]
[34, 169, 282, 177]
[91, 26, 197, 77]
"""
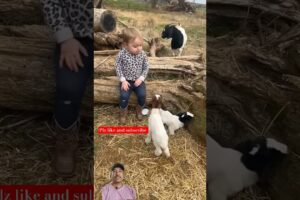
[112, 167, 124, 183]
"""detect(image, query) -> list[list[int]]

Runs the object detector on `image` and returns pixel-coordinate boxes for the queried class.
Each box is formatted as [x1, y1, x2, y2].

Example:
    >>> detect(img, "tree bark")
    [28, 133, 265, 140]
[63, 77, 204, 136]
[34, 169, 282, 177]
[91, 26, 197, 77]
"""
[94, 32, 122, 50]
[0, 25, 52, 40]
[0, 35, 93, 115]
[94, 54, 203, 77]
[94, 77, 205, 140]
[208, 0, 300, 22]
[0, 0, 44, 25]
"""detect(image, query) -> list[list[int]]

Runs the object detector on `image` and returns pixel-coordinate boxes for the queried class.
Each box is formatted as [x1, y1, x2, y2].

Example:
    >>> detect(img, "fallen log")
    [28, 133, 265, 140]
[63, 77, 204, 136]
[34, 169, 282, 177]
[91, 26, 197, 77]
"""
[94, 49, 202, 61]
[94, 55, 203, 77]
[94, 77, 205, 140]
[94, 9, 117, 33]
[0, 25, 52, 40]
[0, 0, 44, 25]
[94, 50, 120, 56]
[0, 35, 205, 140]
[0, 35, 93, 114]
[208, 0, 300, 22]
[94, 32, 122, 50]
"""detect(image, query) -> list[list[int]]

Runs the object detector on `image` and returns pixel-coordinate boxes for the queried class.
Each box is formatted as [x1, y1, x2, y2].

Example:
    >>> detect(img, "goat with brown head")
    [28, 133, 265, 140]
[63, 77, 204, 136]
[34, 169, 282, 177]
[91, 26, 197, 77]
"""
[146, 94, 170, 157]
[151, 94, 163, 109]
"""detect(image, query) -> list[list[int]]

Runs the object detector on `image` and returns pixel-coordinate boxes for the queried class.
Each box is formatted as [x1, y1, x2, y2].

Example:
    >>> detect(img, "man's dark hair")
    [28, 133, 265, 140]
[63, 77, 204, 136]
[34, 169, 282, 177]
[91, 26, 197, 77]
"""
[111, 163, 125, 171]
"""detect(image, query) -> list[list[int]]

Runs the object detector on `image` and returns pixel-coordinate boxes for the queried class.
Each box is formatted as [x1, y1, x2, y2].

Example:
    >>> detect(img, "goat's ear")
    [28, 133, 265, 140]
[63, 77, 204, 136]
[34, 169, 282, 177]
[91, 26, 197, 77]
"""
[159, 96, 164, 108]
[151, 96, 156, 103]
[150, 98, 155, 108]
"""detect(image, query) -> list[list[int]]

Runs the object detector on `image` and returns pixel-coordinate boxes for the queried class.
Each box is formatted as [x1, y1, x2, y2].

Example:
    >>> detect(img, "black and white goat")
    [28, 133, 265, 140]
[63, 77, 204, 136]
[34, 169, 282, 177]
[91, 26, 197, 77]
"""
[160, 109, 194, 135]
[161, 24, 187, 56]
[207, 135, 288, 200]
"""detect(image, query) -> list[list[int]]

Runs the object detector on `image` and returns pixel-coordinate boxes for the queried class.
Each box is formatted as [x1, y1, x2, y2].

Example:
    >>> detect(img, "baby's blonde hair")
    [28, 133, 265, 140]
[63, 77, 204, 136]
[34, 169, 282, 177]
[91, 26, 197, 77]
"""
[122, 28, 142, 44]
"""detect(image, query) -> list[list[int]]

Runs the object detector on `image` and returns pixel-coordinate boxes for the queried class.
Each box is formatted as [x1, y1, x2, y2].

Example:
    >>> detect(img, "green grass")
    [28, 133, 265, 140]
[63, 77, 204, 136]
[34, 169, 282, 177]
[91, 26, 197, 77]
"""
[185, 26, 206, 48]
[105, 0, 151, 11]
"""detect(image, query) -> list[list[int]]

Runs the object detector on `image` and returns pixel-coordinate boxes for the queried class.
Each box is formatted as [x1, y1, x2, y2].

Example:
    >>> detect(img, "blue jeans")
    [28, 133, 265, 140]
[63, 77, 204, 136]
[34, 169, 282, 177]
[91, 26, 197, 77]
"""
[54, 37, 93, 129]
[119, 81, 146, 109]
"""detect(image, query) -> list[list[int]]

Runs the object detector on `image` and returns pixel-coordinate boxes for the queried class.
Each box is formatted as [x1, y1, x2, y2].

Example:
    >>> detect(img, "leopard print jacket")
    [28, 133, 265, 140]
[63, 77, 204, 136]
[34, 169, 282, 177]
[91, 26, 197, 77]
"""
[40, 0, 93, 43]
[116, 48, 149, 82]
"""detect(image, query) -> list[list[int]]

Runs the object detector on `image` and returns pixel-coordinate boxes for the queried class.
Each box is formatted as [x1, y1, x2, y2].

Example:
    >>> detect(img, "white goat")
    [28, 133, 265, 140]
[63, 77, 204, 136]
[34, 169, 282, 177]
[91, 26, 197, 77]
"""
[145, 95, 170, 157]
[160, 109, 194, 135]
[207, 135, 288, 200]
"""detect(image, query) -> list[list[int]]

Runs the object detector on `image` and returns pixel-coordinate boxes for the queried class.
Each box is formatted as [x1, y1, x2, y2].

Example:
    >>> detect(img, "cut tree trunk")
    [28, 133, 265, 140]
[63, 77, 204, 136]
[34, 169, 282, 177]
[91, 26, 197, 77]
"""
[0, 0, 44, 25]
[94, 77, 205, 140]
[208, 0, 300, 22]
[94, 32, 122, 50]
[0, 34, 205, 140]
[0, 35, 93, 115]
[94, 55, 204, 77]
[0, 25, 52, 40]
[94, 9, 117, 33]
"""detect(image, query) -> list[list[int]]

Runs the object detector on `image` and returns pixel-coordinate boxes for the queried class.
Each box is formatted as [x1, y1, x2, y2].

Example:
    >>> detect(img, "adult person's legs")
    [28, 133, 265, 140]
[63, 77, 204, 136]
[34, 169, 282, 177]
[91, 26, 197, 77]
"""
[53, 37, 93, 176]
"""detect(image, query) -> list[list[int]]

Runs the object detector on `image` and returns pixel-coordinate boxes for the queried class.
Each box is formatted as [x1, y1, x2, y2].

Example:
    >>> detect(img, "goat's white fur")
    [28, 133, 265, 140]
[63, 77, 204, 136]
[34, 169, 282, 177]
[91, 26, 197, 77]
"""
[146, 108, 170, 157]
[267, 138, 288, 153]
[159, 109, 184, 135]
[174, 25, 187, 56]
[207, 135, 258, 200]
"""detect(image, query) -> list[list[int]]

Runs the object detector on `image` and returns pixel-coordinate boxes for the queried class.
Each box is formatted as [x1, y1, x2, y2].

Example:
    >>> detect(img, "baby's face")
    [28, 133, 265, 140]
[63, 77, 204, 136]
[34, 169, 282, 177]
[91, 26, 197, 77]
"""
[125, 37, 143, 55]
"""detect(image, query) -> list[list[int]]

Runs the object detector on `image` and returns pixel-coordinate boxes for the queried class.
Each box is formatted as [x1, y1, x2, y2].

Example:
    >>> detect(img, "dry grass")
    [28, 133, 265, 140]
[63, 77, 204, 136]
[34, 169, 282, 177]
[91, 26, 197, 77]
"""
[110, 7, 206, 57]
[0, 109, 93, 184]
[94, 105, 206, 200]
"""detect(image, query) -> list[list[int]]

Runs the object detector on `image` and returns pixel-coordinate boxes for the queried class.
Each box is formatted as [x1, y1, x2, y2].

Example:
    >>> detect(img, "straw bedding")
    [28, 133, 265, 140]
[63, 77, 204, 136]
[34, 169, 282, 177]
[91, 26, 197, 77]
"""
[94, 105, 206, 200]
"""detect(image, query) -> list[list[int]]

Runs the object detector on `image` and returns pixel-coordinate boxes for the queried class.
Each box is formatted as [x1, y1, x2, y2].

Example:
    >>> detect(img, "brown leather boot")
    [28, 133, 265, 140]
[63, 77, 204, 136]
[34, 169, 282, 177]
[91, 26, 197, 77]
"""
[136, 106, 143, 121]
[53, 119, 79, 177]
[119, 108, 128, 124]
